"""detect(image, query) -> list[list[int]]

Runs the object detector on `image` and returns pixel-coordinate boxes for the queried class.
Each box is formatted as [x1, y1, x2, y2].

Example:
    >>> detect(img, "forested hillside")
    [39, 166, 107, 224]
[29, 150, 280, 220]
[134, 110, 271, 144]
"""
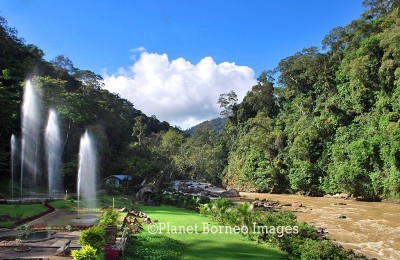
[185, 117, 226, 135]
[0, 16, 171, 192]
[220, 0, 400, 199]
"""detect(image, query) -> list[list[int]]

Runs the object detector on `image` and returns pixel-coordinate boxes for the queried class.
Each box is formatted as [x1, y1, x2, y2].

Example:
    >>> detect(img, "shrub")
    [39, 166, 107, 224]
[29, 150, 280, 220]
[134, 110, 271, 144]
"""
[258, 211, 317, 256]
[71, 245, 97, 260]
[152, 193, 211, 212]
[99, 208, 119, 227]
[299, 239, 348, 259]
[198, 203, 211, 216]
[79, 226, 105, 250]
[209, 198, 232, 223]
[103, 244, 119, 260]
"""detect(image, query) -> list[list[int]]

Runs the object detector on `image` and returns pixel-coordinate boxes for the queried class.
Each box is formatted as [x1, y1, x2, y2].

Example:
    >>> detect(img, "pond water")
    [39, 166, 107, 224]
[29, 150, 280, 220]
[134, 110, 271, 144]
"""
[22, 231, 54, 241]
[238, 192, 400, 260]
[0, 231, 54, 242]
[29, 211, 100, 227]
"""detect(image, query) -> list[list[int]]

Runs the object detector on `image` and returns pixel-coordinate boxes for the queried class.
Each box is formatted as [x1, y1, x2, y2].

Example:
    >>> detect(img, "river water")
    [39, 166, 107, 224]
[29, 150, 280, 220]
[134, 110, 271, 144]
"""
[238, 192, 400, 259]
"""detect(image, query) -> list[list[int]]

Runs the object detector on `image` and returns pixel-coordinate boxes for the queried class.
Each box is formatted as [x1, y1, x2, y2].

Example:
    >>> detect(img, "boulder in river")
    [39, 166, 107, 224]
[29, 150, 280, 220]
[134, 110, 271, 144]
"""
[291, 202, 302, 208]
[220, 188, 240, 198]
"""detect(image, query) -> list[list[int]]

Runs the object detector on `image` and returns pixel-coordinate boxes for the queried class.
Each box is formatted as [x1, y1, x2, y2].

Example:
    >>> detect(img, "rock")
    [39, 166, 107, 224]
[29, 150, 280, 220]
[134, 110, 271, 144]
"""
[128, 210, 138, 217]
[291, 202, 302, 208]
[333, 202, 347, 206]
[220, 188, 240, 198]
[138, 211, 147, 218]
[265, 201, 279, 207]
[339, 215, 347, 219]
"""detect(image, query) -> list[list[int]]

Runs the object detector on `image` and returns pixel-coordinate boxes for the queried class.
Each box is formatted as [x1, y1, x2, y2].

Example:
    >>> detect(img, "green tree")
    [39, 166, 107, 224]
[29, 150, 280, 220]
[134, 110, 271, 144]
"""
[218, 90, 238, 117]
[132, 115, 147, 146]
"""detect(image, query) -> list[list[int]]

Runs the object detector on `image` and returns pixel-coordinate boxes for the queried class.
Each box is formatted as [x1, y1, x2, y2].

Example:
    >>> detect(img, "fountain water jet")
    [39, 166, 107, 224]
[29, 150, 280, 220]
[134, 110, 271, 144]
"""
[10, 134, 17, 198]
[77, 130, 97, 218]
[20, 80, 42, 195]
[45, 109, 62, 197]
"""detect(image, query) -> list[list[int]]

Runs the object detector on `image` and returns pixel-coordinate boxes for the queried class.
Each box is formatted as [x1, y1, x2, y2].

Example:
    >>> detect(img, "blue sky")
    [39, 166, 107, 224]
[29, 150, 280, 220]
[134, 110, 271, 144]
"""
[0, 0, 364, 128]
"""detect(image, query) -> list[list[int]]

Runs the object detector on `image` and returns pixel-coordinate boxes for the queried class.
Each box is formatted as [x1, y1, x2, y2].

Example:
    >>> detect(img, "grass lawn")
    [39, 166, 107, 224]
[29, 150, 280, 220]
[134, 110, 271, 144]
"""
[50, 194, 133, 210]
[125, 205, 286, 259]
[49, 194, 132, 210]
[0, 204, 47, 228]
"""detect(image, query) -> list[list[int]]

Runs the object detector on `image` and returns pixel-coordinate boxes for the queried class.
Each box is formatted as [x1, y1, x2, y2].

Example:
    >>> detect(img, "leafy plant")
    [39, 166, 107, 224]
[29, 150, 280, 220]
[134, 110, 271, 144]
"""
[71, 245, 97, 260]
[99, 208, 119, 227]
[103, 244, 119, 260]
[78, 226, 105, 250]
[299, 239, 348, 260]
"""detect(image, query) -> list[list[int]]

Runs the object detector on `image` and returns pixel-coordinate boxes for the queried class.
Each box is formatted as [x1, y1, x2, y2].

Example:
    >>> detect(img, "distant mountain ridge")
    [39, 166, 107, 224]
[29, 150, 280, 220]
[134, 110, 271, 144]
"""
[185, 117, 226, 135]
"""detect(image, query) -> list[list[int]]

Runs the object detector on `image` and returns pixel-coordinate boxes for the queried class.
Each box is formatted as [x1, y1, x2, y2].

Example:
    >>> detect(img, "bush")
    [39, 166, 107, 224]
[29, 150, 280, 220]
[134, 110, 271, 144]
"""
[299, 239, 348, 259]
[103, 244, 119, 260]
[153, 193, 210, 212]
[79, 226, 105, 250]
[71, 245, 97, 260]
[99, 208, 119, 227]
[257, 211, 317, 256]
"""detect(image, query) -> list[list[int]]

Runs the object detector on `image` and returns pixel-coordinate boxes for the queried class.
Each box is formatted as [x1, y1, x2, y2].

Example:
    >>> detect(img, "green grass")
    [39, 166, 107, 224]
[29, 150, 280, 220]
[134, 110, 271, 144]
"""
[0, 204, 47, 228]
[50, 194, 133, 210]
[124, 205, 286, 259]
[97, 194, 133, 209]
[124, 232, 185, 259]
[50, 200, 76, 210]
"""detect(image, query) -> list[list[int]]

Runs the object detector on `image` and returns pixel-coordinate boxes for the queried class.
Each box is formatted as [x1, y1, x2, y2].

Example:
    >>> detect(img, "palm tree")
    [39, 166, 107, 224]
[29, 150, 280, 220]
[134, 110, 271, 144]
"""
[236, 202, 258, 239]
[198, 203, 211, 216]
[211, 198, 232, 224]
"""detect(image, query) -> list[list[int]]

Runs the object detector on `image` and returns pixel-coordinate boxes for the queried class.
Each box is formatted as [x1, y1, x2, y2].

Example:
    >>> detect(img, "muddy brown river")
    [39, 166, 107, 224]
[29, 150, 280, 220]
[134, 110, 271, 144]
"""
[238, 192, 400, 259]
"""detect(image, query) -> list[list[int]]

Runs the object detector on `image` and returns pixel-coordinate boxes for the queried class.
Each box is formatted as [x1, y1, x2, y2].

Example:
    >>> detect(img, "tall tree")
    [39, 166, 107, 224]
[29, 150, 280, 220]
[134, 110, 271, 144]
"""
[132, 115, 147, 146]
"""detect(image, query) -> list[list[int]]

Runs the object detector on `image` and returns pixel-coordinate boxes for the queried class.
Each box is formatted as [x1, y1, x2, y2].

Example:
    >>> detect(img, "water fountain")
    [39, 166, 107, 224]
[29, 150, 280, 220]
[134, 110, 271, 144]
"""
[10, 134, 17, 198]
[45, 109, 62, 197]
[77, 130, 97, 218]
[20, 80, 41, 195]
[9, 79, 99, 225]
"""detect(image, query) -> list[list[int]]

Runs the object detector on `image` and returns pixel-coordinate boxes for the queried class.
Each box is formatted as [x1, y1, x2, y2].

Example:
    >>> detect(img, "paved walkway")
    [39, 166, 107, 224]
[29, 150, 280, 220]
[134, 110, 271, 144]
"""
[0, 230, 81, 259]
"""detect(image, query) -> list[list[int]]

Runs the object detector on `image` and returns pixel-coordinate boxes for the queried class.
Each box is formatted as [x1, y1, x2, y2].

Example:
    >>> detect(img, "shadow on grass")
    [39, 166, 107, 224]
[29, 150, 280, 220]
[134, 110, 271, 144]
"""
[123, 233, 185, 260]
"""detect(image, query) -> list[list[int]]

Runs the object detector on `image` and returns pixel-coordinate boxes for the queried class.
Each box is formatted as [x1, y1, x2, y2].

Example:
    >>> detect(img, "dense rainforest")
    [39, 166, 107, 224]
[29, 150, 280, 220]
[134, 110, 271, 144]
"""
[1, 0, 400, 199]
[220, 0, 400, 199]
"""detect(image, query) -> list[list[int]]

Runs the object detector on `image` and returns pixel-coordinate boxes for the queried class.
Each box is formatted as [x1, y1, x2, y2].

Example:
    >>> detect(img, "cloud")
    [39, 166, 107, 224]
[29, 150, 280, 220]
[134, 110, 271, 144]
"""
[103, 52, 257, 129]
[129, 46, 146, 53]
[129, 46, 147, 60]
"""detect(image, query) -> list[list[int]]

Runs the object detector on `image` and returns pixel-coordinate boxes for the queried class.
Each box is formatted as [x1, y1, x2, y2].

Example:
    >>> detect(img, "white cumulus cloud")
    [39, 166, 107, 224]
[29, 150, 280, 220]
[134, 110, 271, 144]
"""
[103, 52, 257, 129]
